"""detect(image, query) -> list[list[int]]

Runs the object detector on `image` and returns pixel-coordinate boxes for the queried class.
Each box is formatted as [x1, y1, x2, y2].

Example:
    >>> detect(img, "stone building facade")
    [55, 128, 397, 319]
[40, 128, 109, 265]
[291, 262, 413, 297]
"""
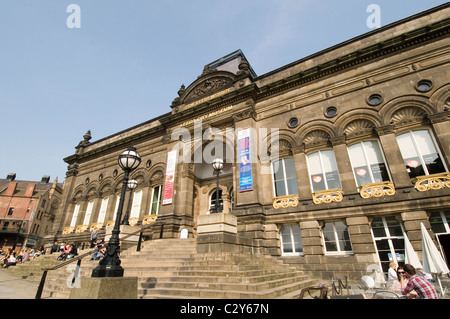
[48, 4, 450, 281]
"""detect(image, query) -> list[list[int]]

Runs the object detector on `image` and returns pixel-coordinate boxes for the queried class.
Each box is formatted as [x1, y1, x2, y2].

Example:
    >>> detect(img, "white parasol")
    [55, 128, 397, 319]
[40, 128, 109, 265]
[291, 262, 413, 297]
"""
[421, 223, 449, 296]
[404, 234, 422, 269]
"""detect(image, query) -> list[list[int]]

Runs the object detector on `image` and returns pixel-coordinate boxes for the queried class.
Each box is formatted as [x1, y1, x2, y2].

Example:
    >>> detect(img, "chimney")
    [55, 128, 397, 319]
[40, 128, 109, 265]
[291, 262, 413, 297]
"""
[6, 173, 16, 181]
[41, 175, 50, 183]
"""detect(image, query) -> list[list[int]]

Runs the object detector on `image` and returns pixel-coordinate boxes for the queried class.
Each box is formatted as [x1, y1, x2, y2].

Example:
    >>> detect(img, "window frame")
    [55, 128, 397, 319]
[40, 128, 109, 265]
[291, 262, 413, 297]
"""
[396, 129, 448, 178]
[149, 185, 162, 215]
[280, 224, 304, 256]
[347, 139, 392, 187]
[271, 157, 299, 197]
[306, 149, 342, 192]
[322, 221, 353, 255]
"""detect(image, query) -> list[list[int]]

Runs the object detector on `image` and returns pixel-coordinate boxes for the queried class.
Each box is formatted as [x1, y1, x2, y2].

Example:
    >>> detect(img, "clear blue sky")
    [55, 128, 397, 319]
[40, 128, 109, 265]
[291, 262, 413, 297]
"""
[0, 0, 448, 183]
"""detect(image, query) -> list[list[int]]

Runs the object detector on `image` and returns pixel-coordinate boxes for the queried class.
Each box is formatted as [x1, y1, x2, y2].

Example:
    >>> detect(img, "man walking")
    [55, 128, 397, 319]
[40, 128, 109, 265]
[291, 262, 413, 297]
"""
[401, 264, 439, 299]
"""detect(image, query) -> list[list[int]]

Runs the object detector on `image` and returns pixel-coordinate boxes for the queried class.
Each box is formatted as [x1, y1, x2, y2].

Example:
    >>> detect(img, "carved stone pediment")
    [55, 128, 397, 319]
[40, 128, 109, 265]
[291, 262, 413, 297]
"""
[184, 76, 234, 103]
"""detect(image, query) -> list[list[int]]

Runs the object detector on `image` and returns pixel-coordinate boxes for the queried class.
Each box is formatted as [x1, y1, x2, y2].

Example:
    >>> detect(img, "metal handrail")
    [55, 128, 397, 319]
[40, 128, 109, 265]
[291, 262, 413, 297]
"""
[35, 224, 151, 299]
[331, 274, 348, 296]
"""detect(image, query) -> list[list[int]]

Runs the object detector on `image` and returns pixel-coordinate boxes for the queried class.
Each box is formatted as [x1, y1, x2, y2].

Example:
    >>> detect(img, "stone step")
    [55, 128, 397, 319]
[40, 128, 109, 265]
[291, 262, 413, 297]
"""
[140, 279, 315, 299]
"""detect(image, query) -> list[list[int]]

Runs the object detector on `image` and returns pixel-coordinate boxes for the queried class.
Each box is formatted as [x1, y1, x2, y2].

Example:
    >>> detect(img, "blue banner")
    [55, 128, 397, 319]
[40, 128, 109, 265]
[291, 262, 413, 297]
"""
[238, 128, 253, 192]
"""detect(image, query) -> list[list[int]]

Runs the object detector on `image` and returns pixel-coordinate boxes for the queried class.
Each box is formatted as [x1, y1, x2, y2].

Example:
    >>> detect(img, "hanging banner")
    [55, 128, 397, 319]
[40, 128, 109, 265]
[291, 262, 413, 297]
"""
[163, 150, 177, 205]
[238, 128, 253, 192]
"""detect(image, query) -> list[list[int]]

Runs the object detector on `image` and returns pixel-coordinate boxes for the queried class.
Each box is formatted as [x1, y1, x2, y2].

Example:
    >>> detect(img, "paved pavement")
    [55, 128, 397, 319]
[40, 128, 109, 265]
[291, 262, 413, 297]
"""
[0, 269, 39, 299]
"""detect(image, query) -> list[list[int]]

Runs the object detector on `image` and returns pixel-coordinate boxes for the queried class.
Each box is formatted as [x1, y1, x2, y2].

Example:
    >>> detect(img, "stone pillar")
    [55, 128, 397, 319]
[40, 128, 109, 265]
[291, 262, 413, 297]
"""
[346, 216, 376, 255]
[292, 146, 312, 201]
[69, 277, 138, 299]
[376, 125, 412, 189]
[429, 113, 450, 165]
[331, 137, 358, 195]
[401, 210, 429, 254]
[300, 220, 324, 256]
[197, 213, 238, 253]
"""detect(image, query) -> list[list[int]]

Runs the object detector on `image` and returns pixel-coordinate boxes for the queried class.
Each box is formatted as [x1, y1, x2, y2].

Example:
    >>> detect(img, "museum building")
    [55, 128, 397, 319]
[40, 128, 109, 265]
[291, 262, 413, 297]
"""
[47, 4, 450, 280]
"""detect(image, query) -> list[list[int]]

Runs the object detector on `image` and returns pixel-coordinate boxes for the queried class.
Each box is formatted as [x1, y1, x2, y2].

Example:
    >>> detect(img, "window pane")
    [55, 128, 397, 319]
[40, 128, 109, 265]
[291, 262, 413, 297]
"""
[311, 173, 326, 192]
[386, 217, 403, 237]
[291, 224, 303, 253]
[371, 217, 386, 238]
[364, 141, 385, 165]
[348, 143, 366, 167]
[354, 166, 372, 186]
[430, 212, 446, 234]
[281, 225, 293, 253]
[286, 178, 299, 195]
[274, 181, 286, 197]
[397, 132, 417, 159]
[323, 223, 337, 252]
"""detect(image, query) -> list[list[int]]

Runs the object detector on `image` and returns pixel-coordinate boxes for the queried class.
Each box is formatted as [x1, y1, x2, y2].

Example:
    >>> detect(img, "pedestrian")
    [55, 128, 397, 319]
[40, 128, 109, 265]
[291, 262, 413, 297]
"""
[401, 264, 439, 299]
[90, 227, 98, 248]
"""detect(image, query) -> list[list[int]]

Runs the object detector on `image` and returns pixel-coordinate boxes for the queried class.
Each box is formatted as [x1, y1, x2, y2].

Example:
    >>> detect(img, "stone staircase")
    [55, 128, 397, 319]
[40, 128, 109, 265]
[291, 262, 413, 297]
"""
[2, 238, 317, 299]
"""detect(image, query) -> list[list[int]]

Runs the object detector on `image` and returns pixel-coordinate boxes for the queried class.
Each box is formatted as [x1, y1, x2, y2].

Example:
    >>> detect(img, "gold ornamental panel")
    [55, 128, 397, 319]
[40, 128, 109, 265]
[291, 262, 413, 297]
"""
[75, 224, 89, 233]
[90, 222, 103, 231]
[106, 220, 115, 227]
[63, 226, 74, 235]
[359, 181, 396, 199]
[273, 195, 299, 209]
[413, 172, 450, 192]
[128, 217, 139, 226]
[312, 188, 344, 204]
[142, 215, 158, 225]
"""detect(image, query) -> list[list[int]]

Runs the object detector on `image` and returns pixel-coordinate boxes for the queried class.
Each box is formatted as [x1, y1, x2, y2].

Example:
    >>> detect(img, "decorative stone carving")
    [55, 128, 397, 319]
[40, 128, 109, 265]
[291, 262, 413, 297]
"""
[358, 181, 396, 198]
[414, 172, 450, 192]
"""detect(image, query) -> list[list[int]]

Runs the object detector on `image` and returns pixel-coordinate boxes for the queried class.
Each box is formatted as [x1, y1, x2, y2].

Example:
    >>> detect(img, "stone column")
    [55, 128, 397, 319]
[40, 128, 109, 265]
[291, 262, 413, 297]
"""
[401, 210, 429, 254]
[292, 146, 312, 201]
[429, 113, 450, 165]
[346, 216, 376, 255]
[331, 137, 358, 195]
[375, 125, 412, 189]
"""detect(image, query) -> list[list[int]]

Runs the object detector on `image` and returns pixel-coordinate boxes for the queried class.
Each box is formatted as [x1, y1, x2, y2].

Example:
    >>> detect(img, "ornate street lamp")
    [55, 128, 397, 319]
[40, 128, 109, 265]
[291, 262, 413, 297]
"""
[212, 158, 224, 213]
[92, 147, 141, 277]
[121, 179, 138, 225]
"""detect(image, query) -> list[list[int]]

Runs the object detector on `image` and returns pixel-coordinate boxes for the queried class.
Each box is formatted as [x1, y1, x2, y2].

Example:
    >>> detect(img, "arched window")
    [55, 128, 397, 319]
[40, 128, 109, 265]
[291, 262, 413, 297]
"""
[271, 158, 299, 197]
[396, 130, 447, 179]
[347, 140, 390, 186]
[209, 189, 223, 212]
[306, 150, 342, 192]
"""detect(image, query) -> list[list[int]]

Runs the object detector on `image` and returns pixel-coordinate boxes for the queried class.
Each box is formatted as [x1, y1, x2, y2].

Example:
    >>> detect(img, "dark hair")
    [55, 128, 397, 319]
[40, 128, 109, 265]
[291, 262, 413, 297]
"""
[403, 264, 416, 275]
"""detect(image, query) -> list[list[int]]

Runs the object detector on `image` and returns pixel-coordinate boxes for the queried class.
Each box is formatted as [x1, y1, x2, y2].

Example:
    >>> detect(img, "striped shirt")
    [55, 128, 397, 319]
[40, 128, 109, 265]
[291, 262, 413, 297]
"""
[401, 274, 439, 299]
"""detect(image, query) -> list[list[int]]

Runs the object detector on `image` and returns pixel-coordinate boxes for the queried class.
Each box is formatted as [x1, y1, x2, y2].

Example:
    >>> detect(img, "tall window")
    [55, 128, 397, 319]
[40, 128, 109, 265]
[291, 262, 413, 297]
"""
[112, 195, 121, 221]
[347, 140, 390, 186]
[306, 150, 342, 192]
[150, 185, 162, 215]
[322, 221, 352, 254]
[83, 200, 95, 225]
[70, 203, 81, 227]
[280, 224, 303, 255]
[396, 130, 447, 179]
[97, 197, 109, 223]
[272, 158, 299, 196]
[371, 216, 405, 275]
[130, 189, 143, 219]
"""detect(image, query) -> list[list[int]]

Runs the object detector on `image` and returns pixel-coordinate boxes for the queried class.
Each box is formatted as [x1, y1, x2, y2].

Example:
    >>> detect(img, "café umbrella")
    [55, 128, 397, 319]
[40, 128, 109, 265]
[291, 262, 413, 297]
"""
[421, 223, 449, 296]
[404, 234, 422, 269]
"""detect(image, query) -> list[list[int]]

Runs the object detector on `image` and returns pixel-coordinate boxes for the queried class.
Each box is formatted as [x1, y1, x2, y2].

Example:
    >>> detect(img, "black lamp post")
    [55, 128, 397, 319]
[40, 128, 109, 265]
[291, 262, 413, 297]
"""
[121, 179, 138, 225]
[92, 147, 141, 278]
[212, 158, 224, 213]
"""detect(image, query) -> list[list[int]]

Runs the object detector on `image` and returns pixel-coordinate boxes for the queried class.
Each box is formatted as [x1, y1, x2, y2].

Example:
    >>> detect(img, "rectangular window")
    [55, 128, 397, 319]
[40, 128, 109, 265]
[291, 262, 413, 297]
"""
[307, 150, 342, 192]
[430, 211, 450, 234]
[396, 130, 446, 178]
[348, 140, 390, 186]
[272, 158, 299, 197]
[97, 197, 109, 223]
[322, 222, 352, 254]
[7, 207, 14, 216]
[130, 189, 143, 219]
[281, 224, 303, 255]
[83, 200, 95, 225]
[150, 185, 162, 215]
[70, 203, 81, 228]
